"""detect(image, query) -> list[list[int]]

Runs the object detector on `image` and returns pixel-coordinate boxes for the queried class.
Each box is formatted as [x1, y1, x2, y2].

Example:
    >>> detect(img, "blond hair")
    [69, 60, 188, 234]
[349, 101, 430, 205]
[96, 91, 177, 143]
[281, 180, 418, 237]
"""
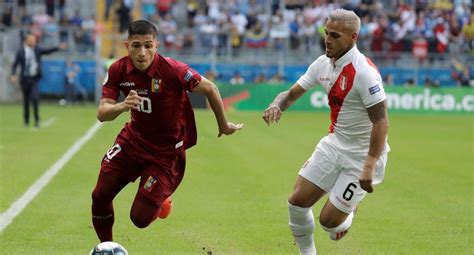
[328, 9, 361, 34]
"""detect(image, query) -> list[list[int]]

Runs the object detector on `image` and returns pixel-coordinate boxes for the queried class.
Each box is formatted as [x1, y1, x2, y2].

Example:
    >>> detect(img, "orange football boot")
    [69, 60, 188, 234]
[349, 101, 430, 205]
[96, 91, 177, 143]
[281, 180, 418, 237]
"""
[158, 197, 172, 219]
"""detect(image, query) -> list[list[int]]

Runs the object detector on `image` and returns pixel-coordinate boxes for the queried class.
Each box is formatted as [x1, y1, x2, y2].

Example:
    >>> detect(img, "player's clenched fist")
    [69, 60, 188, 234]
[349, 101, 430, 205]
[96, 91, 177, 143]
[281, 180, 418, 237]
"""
[218, 122, 244, 137]
[123, 90, 142, 111]
[262, 105, 282, 125]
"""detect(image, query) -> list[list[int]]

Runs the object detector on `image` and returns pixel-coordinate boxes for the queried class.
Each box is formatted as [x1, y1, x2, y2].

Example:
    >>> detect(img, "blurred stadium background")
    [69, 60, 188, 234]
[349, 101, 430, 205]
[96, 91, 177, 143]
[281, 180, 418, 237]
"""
[0, 0, 472, 105]
[0, 0, 473, 254]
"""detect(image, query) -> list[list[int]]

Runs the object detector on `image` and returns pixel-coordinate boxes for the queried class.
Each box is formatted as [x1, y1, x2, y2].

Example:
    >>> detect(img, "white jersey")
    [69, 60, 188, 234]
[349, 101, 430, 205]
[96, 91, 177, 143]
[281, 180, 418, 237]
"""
[297, 46, 389, 154]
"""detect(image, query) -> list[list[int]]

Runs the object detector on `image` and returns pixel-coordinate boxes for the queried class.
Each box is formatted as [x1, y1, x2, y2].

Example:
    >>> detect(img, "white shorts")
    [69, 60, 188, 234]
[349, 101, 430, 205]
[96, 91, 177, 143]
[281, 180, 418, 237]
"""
[298, 136, 388, 214]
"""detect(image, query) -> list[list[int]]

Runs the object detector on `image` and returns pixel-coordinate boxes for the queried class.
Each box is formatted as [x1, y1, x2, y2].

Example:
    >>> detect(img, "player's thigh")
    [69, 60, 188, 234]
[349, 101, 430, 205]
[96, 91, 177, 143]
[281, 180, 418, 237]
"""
[291, 137, 339, 207]
[137, 151, 186, 207]
[99, 142, 142, 182]
[328, 170, 366, 215]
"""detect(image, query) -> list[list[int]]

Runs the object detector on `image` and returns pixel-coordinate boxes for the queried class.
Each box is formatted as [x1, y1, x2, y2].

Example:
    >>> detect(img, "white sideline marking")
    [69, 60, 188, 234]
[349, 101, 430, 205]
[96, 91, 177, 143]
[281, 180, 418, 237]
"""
[0, 121, 103, 232]
[41, 117, 57, 128]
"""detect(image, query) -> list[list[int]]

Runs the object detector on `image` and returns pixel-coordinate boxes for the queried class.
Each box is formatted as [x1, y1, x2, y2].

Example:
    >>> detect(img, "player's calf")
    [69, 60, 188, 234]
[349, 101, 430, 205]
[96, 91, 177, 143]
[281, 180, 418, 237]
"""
[288, 202, 317, 255]
[320, 211, 354, 241]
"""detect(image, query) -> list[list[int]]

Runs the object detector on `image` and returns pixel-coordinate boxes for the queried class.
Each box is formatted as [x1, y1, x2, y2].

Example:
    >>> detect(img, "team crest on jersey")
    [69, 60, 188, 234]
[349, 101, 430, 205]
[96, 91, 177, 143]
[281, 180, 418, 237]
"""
[151, 78, 160, 93]
[144, 176, 158, 192]
[339, 75, 347, 91]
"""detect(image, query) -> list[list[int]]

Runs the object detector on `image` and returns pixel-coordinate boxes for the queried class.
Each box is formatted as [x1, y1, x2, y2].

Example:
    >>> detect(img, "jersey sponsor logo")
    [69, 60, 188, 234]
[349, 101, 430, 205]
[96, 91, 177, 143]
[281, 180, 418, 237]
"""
[340, 75, 347, 91]
[151, 78, 160, 93]
[319, 77, 330, 82]
[369, 84, 381, 95]
[136, 89, 148, 95]
[183, 70, 193, 82]
[144, 176, 158, 192]
[119, 82, 135, 87]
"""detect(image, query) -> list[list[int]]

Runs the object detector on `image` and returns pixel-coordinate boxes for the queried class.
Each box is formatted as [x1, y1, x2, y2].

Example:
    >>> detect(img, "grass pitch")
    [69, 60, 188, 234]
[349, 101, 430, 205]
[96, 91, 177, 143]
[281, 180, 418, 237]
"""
[0, 104, 472, 254]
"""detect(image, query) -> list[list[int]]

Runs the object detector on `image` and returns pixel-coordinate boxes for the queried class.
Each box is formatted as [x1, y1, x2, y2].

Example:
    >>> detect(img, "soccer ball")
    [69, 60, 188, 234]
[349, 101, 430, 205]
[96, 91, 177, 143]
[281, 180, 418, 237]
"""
[90, 241, 128, 255]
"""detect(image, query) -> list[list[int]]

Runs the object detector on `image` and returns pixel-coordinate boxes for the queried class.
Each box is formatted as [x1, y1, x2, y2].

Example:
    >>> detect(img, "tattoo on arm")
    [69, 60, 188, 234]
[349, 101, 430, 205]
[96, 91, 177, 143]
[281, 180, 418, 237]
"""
[367, 100, 387, 123]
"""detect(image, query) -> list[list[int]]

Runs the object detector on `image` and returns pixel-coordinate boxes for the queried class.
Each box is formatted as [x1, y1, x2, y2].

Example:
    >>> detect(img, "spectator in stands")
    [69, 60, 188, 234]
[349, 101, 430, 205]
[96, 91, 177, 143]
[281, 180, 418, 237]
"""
[186, 0, 200, 27]
[217, 16, 232, 56]
[70, 10, 83, 27]
[423, 77, 439, 88]
[459, 67, 472, 87]
[204, 70, 218, 82]
[230, 71, 245, 85]
[180, 25, 195, 55]
[269, 10, 289, 51]
[461, 13, 474, 53]
[104, 0, 114, 20]
[10, 33, 66, 128]
[63, 59, 80, 104]
[383, 74, 394, 86]
[268, 72, 285, 84]
[404, 78, 415, 87]
[142, 0, 156, 19]
[448, 14, 463, 56]
[41, 15, 60, 48]
[116, 0, 131, 33]
[1, 6, 13, 29]
[160, 13, 178, 52]
[301, 17, 317, 54]
[434, 17, 449, 54]
[254, 73, 267, 83]
[198, 18, 218, 53]
[156, 0, 173, 17]
[230, 10, 248, 51]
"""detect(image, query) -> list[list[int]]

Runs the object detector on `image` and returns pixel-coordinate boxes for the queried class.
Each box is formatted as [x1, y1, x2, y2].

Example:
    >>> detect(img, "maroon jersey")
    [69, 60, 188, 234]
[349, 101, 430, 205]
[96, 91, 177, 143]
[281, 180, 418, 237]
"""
[102, 54, 201, 158]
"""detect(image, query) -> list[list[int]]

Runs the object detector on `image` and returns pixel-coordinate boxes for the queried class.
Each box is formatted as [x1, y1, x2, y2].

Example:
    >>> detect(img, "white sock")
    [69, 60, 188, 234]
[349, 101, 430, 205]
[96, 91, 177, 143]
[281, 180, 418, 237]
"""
[288, 202, 317, 255]
[320, 211, 354, 240]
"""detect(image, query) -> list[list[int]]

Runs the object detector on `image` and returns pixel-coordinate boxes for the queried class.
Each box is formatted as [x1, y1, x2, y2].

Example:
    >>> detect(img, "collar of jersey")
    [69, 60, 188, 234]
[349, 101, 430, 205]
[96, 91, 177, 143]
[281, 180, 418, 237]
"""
[333, 45, 358, 68]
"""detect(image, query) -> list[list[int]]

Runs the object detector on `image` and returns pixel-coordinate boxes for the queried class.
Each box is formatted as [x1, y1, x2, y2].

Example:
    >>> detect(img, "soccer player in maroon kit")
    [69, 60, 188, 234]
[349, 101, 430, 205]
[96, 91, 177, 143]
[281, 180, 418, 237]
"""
[91, 20, 243, 242]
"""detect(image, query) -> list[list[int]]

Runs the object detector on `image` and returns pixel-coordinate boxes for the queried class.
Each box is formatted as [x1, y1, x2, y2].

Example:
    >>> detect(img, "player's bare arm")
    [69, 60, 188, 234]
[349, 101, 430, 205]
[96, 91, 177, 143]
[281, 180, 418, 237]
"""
[359, 100, 389, 193]
[192, 76, 243, 137]
[97, 90, 142, 122]
[262, 83, 306, 125]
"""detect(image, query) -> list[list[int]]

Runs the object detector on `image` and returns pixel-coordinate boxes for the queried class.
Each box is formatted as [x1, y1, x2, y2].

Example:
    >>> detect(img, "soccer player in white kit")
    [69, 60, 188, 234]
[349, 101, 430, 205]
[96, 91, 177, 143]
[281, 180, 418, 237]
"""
[262, 9, 389, 255]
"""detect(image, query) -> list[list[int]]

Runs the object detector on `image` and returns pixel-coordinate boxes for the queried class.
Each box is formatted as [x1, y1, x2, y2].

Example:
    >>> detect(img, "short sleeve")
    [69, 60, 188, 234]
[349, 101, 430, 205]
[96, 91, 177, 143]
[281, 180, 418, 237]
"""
[355, 67, 386, 108]
[180, 67, 201, 91]
[296, 56, 323, 90]
[101, 63, 120, 100]
[170, 59, 201, 91]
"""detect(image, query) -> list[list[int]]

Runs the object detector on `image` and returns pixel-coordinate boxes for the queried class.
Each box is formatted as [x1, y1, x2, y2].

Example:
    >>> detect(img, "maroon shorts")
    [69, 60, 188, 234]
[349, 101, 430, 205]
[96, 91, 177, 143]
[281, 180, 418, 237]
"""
[100, 141, 186, 206]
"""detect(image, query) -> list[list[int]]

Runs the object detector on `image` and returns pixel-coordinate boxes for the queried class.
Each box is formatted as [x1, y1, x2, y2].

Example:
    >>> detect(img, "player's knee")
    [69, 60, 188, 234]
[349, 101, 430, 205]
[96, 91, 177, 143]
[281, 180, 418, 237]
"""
[288, 193, 312, 208]
[91, 188, 105, 203]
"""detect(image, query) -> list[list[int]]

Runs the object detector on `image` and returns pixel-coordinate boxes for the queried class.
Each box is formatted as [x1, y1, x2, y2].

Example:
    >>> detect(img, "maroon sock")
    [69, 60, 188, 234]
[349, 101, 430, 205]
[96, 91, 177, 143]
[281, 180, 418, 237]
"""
[92, 202, 114, 242]
[91, 172, 127, 242]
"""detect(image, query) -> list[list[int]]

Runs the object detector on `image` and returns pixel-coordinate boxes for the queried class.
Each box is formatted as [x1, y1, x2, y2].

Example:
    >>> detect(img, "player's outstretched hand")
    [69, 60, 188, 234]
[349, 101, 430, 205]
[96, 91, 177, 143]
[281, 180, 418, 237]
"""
[359, 169, 374, 193]
[262, 105, 282, 125]
[123, 90, 142, 111]
[218, 122, 243, 137]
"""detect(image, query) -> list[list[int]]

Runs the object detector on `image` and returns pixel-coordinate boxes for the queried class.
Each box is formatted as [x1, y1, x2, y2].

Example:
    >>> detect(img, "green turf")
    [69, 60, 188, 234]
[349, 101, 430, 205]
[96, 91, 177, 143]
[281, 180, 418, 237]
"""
[0, 104, 472, 254]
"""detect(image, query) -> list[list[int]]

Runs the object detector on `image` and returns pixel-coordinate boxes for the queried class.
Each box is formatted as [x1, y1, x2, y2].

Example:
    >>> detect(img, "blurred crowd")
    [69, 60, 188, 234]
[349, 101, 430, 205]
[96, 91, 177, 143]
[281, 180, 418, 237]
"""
[2, 0, 473, 56]
[1, 0, 472, 86]
[142, 0, 474, 61]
